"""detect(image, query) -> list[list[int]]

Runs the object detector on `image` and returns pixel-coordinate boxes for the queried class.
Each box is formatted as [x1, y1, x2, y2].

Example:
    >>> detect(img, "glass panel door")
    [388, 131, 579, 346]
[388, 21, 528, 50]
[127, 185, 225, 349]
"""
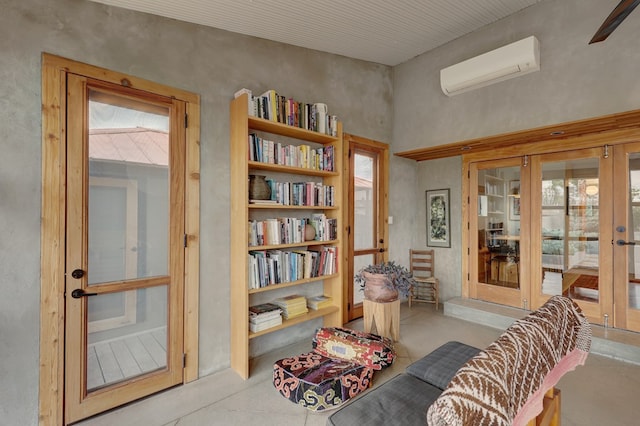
[613, 143, 640, 332]
[531, 147, 613, 324]
[65, 75, 185, 423]
[470, 158, 527, 309]
[345, 135, 388, 321]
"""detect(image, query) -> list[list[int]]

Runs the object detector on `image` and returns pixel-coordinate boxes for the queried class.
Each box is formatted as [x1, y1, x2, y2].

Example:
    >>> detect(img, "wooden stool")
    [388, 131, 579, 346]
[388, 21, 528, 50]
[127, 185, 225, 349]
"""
[363, 299, 400, 341]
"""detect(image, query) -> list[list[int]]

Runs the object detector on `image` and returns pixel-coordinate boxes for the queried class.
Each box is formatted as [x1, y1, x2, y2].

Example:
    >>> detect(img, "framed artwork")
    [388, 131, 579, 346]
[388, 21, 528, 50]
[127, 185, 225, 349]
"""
[426, 188, 450, 247]
[509, 180, 521, 220]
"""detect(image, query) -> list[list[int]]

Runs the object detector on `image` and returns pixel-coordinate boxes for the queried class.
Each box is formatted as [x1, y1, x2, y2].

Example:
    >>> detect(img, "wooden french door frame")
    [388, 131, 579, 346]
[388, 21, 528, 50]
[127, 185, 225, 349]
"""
[613, 142, 640, 332]
[39, 53, 200, 426]
[343, 133, 389, 322]
[468, 157, 531, 309]
[528, 147, 614, 326]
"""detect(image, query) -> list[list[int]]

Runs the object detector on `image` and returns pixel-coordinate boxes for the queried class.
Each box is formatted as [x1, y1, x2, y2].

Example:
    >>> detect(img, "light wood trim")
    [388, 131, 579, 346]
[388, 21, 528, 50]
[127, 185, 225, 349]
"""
[39, 53, 200, 425]
[229, 95, 251, 379]
[342, 133, 389, 323]
[248, 116, 339, 144]
[461, 162, 470, 298]
[230, 94, 344, 379]
[249, 161, 340, 176]
[184, 99, 201, 382]
[249, 274, 339, 294]
[395, 108, 640, 161]
[39, 62, 66, 426]
[43, 53, 199, 104]
[63, 73, 87, 425]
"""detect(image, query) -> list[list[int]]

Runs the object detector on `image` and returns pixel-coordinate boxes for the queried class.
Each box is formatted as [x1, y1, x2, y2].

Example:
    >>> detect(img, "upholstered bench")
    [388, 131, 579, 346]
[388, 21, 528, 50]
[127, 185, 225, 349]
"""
[273, 327, 396, 411]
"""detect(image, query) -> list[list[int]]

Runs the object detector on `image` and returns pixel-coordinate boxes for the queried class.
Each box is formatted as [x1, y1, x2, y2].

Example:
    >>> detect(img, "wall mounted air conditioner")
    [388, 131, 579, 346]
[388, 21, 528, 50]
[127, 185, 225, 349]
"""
[440, 36, 540, 96]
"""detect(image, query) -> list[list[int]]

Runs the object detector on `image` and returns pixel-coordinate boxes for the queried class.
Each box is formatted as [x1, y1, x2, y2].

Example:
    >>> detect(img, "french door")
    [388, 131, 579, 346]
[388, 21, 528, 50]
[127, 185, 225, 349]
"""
[64, 74, 186, 423]
[613, 143, 640, 332]
[344, 134, 389, 321]
[469, 157, 530, 309]
[529, 147, 613, 326]
[469, 143, 640, 332]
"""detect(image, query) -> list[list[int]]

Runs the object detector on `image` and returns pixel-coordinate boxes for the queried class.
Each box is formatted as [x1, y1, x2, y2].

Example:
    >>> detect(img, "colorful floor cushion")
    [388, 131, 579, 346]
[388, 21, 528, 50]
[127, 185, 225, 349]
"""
[273, 352, 374, 411]
[312, 327, 396, 370]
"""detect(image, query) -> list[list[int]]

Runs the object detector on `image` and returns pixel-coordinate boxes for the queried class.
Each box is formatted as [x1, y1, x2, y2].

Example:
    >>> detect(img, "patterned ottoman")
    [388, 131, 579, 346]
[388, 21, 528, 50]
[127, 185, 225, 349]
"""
[273, 327, 396, 411]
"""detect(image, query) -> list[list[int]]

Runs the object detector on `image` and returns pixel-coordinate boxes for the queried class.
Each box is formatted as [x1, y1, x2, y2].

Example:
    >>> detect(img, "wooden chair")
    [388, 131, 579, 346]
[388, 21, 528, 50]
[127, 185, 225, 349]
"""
[409, 249, 439, 309]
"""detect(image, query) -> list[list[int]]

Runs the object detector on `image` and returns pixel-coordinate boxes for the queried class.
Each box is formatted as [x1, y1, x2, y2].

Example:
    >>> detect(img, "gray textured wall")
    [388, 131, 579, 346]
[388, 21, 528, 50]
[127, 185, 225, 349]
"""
[392, 0, 640, 299]
[0, 0, 391, 424]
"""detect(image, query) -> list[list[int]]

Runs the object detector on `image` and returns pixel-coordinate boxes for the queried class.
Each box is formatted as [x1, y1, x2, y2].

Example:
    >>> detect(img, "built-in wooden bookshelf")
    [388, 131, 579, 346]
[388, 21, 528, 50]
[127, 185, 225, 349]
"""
[230, 93, 343, 379]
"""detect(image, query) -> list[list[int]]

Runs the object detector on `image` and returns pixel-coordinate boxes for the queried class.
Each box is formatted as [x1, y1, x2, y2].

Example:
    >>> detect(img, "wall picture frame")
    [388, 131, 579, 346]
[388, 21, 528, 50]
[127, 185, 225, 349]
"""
[426, 188, 450, 247]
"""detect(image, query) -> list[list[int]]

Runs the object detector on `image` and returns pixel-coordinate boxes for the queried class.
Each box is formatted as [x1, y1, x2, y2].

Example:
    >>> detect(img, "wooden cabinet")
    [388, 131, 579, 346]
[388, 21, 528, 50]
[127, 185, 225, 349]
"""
[229, 93, 343, 379]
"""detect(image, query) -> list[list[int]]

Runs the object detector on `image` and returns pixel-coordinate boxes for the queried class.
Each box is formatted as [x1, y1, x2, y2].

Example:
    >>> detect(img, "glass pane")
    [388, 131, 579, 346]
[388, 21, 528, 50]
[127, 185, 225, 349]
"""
[477, 166, 521, 288]
[628, 154, 640, 310]
[88, 90, 170, 285]
[353, 254, 375, 305]
[87, 286, 168, 392]
[540, 158, 599, 301]
[354, 152, 375, 250]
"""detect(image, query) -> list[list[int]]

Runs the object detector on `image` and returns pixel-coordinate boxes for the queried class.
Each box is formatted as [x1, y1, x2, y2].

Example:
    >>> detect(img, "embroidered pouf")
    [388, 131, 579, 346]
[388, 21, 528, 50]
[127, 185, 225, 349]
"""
[273, 327, 396, 411]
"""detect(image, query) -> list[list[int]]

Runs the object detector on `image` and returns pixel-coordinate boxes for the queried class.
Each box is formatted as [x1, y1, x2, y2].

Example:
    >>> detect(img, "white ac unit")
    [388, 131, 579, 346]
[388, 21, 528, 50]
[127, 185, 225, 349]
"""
[440, 36, 540, 96]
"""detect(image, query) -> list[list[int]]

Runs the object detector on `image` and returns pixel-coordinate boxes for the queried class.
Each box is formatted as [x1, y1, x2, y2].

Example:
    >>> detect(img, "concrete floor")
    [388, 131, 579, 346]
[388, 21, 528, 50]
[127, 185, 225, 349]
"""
[78, 302, 640, 426]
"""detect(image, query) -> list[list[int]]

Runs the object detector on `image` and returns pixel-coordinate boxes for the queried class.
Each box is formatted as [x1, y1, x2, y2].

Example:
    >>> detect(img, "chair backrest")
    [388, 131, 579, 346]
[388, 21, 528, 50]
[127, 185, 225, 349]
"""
[409, 249, 435, 280]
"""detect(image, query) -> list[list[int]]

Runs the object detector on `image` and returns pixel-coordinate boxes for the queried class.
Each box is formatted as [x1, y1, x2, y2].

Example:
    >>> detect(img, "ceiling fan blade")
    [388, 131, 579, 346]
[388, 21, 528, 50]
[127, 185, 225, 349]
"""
[590, 0, 640, 43]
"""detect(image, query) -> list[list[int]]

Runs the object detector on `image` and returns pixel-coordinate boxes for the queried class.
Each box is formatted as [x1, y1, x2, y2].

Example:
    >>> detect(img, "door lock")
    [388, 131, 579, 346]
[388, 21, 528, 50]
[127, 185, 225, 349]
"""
[71, 269, 85, 279]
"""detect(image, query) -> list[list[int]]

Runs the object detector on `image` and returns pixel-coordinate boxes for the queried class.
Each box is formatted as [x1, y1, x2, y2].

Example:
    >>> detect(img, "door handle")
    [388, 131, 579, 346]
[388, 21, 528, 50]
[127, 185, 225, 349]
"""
[71, 288, 97, 298]
[616, 239, 636, 246]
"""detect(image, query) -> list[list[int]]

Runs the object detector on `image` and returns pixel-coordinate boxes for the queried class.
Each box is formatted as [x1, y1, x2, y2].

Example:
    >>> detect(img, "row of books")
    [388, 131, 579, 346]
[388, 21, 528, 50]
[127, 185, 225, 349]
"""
[235, 88, 339, 136]
[248, 133, 335, 171]
[248, 214, 338, 247]
[248, 246, 338, 289]
[250, 179, 335, 207]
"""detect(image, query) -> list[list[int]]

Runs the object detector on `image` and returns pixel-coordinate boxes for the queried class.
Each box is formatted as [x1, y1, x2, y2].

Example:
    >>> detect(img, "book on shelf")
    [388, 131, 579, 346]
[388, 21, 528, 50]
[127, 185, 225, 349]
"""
[272, 294, 309, 319]
[248, 302, 282, 317]
[249, 316, 282, 332]
[249, 199, 280, 205]
[307, 295, 333, 310]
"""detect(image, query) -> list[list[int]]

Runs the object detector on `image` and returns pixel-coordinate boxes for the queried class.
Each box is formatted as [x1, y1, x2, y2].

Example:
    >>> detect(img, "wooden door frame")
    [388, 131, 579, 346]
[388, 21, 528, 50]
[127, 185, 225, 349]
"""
[342, 133, 389, 323]
[467, 157, 530, 309]
[39, 53, 200, 426]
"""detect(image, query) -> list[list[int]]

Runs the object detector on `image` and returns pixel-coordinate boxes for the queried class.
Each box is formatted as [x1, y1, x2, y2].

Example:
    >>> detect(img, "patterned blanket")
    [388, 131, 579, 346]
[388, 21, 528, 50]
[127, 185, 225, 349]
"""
[427, 296, 591, 426]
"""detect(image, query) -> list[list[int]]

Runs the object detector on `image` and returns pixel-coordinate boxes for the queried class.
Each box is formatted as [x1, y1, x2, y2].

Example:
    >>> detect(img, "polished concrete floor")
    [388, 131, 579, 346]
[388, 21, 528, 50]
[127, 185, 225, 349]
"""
[78, 302, 640, 426]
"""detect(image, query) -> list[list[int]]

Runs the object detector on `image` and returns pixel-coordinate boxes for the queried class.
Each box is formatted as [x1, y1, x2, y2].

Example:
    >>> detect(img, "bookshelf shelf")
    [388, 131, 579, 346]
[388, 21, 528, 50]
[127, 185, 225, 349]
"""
[248, 273, 339, 294]
[248, 306, 339, 339]
[249, 204, 339, 210]
[248, 239, 340, 251]
[230, 93, 343, 379]
[249, 161, 340, 177]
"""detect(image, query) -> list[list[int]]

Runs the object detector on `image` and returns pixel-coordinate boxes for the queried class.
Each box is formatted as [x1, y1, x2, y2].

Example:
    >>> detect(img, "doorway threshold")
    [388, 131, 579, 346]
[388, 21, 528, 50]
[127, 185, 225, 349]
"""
[444, 297, 640, 366]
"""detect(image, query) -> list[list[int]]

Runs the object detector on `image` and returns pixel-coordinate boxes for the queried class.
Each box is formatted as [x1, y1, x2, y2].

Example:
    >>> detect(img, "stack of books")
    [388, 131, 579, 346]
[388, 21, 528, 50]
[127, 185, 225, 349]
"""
[272, 294, 308, 319]
[307, 295, 333, 311]
[248, 303, 283, 333]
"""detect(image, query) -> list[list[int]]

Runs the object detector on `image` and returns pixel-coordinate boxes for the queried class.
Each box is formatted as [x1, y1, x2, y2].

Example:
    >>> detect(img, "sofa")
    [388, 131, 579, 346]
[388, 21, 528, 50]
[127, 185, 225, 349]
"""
[328, 295, 592, 426]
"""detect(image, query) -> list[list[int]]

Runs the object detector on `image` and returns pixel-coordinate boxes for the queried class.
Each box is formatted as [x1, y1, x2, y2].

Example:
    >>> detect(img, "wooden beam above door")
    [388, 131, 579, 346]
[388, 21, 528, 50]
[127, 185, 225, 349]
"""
[395, 108, 640, 162]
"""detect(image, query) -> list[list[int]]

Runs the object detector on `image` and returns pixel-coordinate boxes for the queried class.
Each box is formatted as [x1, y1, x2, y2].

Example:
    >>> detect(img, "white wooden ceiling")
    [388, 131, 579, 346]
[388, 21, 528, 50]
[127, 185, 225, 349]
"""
[89, 0, 544, 66]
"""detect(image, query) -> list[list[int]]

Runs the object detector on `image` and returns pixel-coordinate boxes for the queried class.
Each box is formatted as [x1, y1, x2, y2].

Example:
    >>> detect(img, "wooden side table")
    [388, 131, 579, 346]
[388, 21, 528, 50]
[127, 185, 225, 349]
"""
[363, 299, 400, 341]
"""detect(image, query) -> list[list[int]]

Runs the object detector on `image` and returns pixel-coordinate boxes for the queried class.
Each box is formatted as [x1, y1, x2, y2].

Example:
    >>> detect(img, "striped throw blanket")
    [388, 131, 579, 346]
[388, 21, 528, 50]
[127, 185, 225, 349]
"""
[427, 296, 591, 426]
